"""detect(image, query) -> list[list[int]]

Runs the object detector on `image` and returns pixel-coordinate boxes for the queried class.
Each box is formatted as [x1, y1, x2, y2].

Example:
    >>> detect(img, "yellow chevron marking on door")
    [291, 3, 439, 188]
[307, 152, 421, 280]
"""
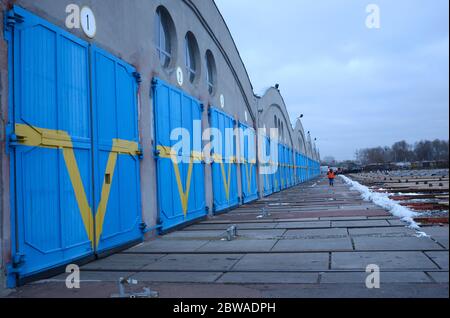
[14, 124, 139, 248]
[212, 155, 232, 201]
[94, 149, 118, 247]
[244, 162, 254, 194]
[156, 145, 201, 216]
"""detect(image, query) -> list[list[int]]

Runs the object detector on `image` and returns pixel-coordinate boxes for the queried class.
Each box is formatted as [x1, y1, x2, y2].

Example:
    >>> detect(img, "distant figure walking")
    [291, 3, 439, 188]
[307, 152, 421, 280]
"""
[327, 169, 336, 187]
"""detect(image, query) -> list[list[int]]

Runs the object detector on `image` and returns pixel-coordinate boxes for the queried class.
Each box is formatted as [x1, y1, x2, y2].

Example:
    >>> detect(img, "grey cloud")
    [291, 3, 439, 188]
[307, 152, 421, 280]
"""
[215, 0, 449, 160]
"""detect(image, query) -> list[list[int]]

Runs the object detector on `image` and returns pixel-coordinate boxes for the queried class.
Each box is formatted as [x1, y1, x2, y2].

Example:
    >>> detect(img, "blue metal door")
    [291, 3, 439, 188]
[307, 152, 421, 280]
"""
[239, 122, 258, 203]
[307, 157, 311, 180]
[287, 147, 293, 187]
[262, 136, 273, 196]
[296, 152, 301, 184]
[209, 108, 239, 212]
[8, 6, 142, 283]
[153, 78, 206, 231]
[90, 46, 143, 252]
[279, 144, 287, 190]
[9, 7, 95, 280]
[301, 154, 306, 182]
[273, 140, 281, 192]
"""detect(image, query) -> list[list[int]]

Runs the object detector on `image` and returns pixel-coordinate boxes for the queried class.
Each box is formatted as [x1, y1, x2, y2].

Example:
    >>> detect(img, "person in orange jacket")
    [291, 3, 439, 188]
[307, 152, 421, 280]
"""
[327, 169, 336, 186]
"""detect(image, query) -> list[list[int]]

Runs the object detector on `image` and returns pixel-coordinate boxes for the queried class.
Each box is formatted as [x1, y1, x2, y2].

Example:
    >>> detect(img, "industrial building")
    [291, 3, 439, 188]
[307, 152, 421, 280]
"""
[0, 0, 320, 287]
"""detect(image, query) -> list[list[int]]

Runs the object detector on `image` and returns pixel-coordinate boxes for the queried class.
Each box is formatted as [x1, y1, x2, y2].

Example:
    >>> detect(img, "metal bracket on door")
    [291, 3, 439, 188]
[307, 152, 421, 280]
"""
[132, 72, 142, 84]
[4, 10, 24, 32]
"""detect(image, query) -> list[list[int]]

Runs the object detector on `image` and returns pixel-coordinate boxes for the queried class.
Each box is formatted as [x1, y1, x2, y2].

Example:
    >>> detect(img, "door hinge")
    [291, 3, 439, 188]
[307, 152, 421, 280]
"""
[8, 253, 26, 273]
[8, 133, 26, 148]
[139, 222, 147, 232]
[133, 72, 142, 85]
[136, 144, 144, 159]
[5, 11, 24, 32]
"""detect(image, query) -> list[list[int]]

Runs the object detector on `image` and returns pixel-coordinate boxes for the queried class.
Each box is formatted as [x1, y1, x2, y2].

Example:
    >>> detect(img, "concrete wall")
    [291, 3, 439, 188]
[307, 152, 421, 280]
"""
[0, 0, 320, 287]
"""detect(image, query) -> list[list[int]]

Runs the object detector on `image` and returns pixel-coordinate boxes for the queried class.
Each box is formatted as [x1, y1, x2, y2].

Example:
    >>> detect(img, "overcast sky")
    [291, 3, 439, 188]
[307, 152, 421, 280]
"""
[214, 0, 449, 161]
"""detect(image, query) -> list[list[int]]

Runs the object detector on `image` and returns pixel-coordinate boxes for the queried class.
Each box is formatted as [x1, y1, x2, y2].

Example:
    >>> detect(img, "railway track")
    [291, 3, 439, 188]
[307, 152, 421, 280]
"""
[348, 169, 449, 223]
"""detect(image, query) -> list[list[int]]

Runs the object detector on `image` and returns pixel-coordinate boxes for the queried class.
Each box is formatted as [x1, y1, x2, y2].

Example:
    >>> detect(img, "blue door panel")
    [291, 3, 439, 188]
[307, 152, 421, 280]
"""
[209, 107, 239, 212]
[262, 136, 273, 196]
[239, 122, 258, 203]
[11, 6, 93, 278]
[287, 148, 292, 187]
[273, 141, 280, 192]
[153, 78, 206, 231]
[91, 46, 142, 252]
[279, 144, 287, 190]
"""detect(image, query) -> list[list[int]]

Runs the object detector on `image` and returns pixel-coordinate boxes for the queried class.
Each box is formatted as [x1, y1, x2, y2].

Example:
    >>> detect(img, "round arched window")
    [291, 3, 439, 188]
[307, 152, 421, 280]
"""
[184, 32, 200, 83]
[155, 7, 175, 68]
[205, 50, 216, 94]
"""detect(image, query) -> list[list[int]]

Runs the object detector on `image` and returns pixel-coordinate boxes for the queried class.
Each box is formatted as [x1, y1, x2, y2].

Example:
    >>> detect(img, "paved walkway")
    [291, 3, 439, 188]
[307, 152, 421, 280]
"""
[7, 177, 449, 298]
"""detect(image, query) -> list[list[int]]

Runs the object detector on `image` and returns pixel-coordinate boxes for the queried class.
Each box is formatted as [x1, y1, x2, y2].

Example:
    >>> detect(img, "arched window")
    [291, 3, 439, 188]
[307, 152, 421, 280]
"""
[184, 32, 199, 83]
[274, 115, 277, 128]
[205, 50, 216, 94]
[155, 7, 174, 68]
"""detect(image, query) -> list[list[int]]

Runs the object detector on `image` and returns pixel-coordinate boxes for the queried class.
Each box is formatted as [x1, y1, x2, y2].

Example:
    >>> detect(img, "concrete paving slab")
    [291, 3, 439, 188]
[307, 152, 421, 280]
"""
[387, 219, 408, 226]
[422, 226, 449, 249]
[276, 218, 319, 222]
[332, 252, 439, 270]
[51, 271, 135, 282]
[331, 220, 391, 228]
[275, 221, 331, 229]
[427, 271, 449, 283]
[259, 283, 449, 298]
[217, 272, 319, 284]
[283, 228, 348, 238]
[353, 236, 444, 251]
[368, 216, 397, 220]
[197, 239, 277, 253]
[319, 216, 368, 221]
[124, 239, 209, 253]
[422, 226, 449, 238]
[425, 251, 449, 269]
[434, 238, 449, 250]
[320, 271, 432, 284]
[272, 237, 353, 252]
[232, 253, 329, 271]
[143, 254, 243, 271]
[81, 254, 166, 271]
[162, 230, 225, 239]
[10, 281, 449, 298]
[163, 229, 285, 240]
[237, 229, 286, 239]
[131, 271, 223, 283]
[186, 223, 276, 230]
[348, 226, 416, 237]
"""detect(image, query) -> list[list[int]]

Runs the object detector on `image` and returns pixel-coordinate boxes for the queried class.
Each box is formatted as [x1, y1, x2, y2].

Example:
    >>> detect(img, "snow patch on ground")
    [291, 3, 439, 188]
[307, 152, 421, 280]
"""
[340, 175, 427, 236]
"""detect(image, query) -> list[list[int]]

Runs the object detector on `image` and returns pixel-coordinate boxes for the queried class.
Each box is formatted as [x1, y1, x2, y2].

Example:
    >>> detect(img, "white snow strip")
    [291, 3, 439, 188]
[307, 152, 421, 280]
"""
[340, 175, 428, 236]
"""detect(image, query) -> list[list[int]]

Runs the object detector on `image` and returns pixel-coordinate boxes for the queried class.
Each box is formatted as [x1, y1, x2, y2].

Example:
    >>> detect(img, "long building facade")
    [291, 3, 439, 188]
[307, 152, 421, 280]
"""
[0, 0, 320, 287]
